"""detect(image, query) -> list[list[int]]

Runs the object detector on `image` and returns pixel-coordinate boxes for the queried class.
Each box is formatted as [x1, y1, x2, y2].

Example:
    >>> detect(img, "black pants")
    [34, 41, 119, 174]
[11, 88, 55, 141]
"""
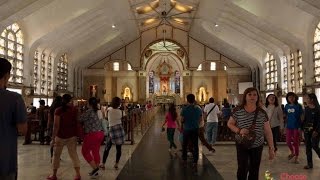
[182, 129, 199, 163]
[236, 145, 263, 180]
[39, 121, 47, 144]
[304, 132, 320, 167]
[102, 138, 122, 164]
[167, 128, 177, 149]
[271, 126, 280, 151]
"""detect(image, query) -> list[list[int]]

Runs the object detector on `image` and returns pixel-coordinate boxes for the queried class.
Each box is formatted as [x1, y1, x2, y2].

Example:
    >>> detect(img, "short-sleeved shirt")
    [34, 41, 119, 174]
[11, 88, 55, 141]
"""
[284, 104, 303, 129]
[80, 109, 103, 134]
[107, 107, 123, 127]
[180, 104, 202, 130]
[165, 112, 177, 128]
[232, 107, 268, 148]
[0, 89, 27, 175]
[54, 105, 78, 139]
[204, 103, 220, 122]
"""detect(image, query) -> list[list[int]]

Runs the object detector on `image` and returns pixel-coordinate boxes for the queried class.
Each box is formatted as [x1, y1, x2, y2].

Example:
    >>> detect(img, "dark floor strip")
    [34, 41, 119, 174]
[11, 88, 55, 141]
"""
[117, 113, 224, 180]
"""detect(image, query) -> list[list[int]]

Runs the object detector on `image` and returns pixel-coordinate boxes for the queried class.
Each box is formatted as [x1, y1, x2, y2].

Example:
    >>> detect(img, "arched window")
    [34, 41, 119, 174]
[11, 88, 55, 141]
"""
[282, 56, 288, 94]
[265, 52, 277, 90]
[290, 52, 295, 92]
[0, 23, 23, 83]
[314, 22, 320, 82]
[197, 64, 202, 71]
[57, 53, 68, 90]
[297, 50, 303, 93]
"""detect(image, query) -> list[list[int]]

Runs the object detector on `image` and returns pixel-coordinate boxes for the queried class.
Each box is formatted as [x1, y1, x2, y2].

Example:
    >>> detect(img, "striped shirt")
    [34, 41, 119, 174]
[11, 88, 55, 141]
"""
[232, 106, 268, 148]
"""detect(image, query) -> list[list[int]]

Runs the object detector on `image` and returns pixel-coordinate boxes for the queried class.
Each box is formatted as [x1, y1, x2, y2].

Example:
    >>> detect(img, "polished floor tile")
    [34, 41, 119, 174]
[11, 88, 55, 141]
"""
[17, 112, 320, 179]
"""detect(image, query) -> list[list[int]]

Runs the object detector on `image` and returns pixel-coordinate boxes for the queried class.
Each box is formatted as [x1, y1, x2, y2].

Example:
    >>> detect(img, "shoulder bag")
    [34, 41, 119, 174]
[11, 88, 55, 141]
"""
[235, 108, 259, 148]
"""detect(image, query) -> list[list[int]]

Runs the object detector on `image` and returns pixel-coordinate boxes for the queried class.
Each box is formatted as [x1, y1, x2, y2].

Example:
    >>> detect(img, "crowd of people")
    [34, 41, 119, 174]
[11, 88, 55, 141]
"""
[2, 55, 320, 179]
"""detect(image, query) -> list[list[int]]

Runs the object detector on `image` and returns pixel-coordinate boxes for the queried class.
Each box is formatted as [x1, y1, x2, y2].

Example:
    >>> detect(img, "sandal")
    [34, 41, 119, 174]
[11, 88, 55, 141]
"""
[47, 175, 57, 180]
[287, 154, 295, 160]
[99, 164, 105, 170]
[114, 163, 119, 169]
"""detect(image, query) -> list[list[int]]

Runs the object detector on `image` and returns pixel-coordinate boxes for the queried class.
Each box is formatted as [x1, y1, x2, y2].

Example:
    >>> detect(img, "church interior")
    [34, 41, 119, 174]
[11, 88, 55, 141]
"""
[2, 0, 320, 179]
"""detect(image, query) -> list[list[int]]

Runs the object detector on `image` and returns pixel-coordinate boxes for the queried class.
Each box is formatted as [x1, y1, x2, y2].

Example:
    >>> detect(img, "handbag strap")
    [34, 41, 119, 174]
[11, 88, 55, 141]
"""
[249, 108, 260, 130]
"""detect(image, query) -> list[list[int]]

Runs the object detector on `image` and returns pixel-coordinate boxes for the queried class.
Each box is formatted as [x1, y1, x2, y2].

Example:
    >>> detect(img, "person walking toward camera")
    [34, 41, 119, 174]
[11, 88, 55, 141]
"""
[265, 94, 283, 152]
[302, 93, 320, 169]
[162, 103, 179, 153]
[227, 87, 274, 180]
[284, 92, 303, 163]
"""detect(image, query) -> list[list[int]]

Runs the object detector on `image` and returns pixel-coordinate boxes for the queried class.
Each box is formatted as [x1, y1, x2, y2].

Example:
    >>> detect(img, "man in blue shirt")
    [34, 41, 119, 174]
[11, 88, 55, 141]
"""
[0, 58, 27, 180]
[180, 94, 202, 172]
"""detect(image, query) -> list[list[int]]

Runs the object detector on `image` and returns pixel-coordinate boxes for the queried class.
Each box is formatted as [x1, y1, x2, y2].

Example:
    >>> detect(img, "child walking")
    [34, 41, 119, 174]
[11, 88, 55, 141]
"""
[162, 103, 179, 153]
[284, 92, 303, 163]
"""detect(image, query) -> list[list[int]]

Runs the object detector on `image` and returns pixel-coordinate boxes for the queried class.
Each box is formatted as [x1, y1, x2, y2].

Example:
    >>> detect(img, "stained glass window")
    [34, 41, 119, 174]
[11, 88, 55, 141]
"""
[56, 53, 68, 90]
[297, 50, 303, 93]
[0, 23, 24, 83]
[314, 22, 320, 82]
[265, 53, 277, 90]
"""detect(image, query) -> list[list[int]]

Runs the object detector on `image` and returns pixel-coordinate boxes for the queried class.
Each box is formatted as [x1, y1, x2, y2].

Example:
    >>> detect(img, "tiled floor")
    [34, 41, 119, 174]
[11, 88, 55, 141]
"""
[17, 112, 320, 179]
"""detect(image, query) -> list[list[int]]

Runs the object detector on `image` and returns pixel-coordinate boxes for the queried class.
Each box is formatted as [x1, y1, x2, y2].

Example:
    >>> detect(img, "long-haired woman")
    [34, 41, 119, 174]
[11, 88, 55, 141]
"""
[265, 94, 283, 152]
[227, 87, 275, 180]
[47, 94, 80, 180]
[162, 103, 179, 153]
[79, 97, 104, 177]
[303, 93, 320, 169]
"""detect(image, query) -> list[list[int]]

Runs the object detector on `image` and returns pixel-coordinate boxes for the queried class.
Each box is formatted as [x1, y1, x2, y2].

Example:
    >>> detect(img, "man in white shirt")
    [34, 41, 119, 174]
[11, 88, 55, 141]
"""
[204, 98, 221, 146]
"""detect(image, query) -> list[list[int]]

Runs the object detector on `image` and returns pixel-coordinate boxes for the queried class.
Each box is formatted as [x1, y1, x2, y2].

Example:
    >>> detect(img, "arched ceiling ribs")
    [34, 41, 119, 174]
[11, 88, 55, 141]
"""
[225, 2, 302, 51]
[0, 0, 53, 31]
[190, 23, 257, 69]
[220, 11, 290, 55]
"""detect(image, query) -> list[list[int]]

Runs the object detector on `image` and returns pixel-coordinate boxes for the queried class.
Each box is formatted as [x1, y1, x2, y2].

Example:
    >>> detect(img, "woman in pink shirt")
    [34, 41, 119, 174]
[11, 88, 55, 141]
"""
[162, 103, 179, 153]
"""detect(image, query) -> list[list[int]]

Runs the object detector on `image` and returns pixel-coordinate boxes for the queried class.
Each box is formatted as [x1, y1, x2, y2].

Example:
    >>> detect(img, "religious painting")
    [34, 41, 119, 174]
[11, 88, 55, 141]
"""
[90, 85, 98, 98]
[175, 71, 180, 94]
[149, 71, 154, 94]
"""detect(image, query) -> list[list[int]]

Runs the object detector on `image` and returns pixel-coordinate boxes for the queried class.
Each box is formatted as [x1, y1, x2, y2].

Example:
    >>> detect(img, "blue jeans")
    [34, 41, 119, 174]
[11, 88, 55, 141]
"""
[206, 122, 218, 145]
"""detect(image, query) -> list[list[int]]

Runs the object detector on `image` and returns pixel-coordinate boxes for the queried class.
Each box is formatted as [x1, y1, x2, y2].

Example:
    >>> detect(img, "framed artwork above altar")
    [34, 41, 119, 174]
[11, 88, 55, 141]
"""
[157, 61, 173, 76]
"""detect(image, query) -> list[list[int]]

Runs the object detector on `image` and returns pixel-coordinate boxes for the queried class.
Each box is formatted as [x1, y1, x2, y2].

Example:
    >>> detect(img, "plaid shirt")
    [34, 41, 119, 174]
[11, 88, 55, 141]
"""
[109, 124, 125, 145]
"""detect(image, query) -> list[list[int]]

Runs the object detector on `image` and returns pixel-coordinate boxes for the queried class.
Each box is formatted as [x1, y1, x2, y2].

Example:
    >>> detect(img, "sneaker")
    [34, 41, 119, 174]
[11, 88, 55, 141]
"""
[88, 168, 99, 176]
[304, 165, 313, 169]
[47, 175, 57, 180]
[99, 164, 105, 170]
